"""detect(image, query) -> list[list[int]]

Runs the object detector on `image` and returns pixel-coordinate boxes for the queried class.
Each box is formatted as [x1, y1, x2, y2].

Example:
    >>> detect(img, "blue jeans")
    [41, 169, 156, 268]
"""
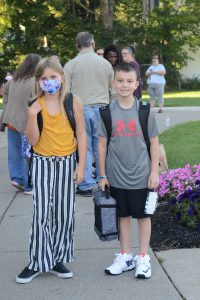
[7, 128, 32, 192]
[78, 105, 102, 191]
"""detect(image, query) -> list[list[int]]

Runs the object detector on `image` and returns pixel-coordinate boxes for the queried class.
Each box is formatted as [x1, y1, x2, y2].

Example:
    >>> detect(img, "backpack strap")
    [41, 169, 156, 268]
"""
[99, 101, 151, 159]
[99, 105, 112, 147]
[28, 99, 43, 134]
[63, 92, 76, 134]
[138, 100, 151, 158]
[63, 92, 79, 161]
[29, 94, 76, 135]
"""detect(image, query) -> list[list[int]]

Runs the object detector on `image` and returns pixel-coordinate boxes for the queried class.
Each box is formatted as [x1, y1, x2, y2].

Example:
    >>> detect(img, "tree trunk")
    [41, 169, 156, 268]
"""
[100, 0, 115, 31]
[143, 0, 158, 17]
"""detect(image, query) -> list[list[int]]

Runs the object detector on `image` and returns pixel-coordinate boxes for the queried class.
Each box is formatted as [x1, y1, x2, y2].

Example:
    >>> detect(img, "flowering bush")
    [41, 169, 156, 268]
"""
[158, 164, 200, 200]
[157, 164, 200, 230]
[172, 184, 200, 229]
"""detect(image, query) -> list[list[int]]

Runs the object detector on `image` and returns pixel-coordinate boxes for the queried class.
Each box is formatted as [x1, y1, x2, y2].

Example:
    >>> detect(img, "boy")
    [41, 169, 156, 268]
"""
[98, 63, 160, 279]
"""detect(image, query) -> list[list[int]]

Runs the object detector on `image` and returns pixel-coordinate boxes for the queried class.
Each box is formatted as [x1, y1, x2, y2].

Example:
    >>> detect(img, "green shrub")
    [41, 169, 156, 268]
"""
[181, 77, 200, 91]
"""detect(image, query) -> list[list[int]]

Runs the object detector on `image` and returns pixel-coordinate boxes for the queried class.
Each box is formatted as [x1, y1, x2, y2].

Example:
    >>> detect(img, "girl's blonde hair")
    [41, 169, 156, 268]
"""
[35, 57, 68, 118]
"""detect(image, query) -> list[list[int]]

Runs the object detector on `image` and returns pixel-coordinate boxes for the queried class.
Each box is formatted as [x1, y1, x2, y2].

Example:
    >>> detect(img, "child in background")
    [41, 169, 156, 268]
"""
[16, 57, 87, 284]
[98, 63, 159, 279]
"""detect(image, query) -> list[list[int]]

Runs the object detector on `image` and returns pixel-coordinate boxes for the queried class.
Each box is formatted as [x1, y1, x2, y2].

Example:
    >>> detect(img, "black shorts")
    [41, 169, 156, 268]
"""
[110, 186, 150, 219]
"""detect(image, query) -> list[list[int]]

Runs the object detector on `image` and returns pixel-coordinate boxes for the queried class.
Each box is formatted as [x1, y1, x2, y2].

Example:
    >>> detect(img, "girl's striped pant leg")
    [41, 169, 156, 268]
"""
[28, 154, 75, 272]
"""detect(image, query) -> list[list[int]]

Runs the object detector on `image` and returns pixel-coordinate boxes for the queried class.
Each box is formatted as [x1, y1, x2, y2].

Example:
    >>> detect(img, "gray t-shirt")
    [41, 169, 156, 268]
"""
[98, 100, 159, 189]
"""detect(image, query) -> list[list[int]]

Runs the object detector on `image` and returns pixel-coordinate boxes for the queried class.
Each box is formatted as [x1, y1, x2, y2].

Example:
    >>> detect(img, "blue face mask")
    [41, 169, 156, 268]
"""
[39, 79, 60, 95]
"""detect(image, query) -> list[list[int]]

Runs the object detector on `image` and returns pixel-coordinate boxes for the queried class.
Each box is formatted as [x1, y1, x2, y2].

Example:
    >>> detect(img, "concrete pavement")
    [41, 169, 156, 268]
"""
[152, 106, 200, 133]
[0, 107, 200, 300]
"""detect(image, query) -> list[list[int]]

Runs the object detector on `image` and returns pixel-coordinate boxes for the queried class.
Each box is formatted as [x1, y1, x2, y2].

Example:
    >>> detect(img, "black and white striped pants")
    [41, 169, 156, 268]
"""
[28, 153, 75, 272]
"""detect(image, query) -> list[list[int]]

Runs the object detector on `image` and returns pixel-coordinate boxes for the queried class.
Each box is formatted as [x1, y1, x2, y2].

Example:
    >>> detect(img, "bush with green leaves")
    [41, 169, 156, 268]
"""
[181, 77, 200, 91]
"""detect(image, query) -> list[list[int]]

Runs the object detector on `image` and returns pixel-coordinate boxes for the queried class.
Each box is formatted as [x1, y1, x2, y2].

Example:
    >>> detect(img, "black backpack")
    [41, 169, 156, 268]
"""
[29, 92, 76, 135]
[99, 100, 151, 157]
[28, 93, 76, 185]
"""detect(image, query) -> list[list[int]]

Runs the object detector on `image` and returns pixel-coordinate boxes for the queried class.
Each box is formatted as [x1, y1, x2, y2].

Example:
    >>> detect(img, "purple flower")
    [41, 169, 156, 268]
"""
[187, 207, 194, 217]
[158, 164, 200, 201]
[170, 197, 177, 205]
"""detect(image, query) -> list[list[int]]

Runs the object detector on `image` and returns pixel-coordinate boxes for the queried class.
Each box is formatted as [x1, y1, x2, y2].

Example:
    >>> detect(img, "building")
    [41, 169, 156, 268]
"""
[180, 48, 200, 79]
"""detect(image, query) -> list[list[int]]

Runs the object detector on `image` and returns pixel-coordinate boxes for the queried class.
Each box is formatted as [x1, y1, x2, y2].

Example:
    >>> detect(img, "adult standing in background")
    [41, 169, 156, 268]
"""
[95, 48, 104, 57]
[1, 54, 41, 193]
[104, 44, 122, 69]
[64, 32, 114, 197]
[146, 55, 166, 113]
[121, 46, 142, 99]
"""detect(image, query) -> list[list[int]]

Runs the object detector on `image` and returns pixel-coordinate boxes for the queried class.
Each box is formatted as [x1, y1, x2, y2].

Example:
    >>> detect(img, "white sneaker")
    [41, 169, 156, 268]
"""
[105, 253, 135, 275]
[134, 254, 151, 279]
[24, 190, 33, 195]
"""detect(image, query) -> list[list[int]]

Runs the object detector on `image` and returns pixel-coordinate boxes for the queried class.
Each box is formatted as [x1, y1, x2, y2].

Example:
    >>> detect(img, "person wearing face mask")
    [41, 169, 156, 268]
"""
[146, 55, 166, 113]
[0, 54, 41, 193]
[16, 57, 87, 284]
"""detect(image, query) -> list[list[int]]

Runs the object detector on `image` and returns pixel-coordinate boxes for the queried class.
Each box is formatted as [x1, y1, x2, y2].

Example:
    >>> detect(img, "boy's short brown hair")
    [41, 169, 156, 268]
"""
[114, 62, 137, 78]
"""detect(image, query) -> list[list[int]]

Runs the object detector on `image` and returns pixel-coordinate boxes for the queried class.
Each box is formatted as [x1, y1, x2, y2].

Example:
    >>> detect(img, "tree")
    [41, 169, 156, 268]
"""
[0, 0, 200, 88]
[100, 0, 115, 30]
[113, 0, 200, 86]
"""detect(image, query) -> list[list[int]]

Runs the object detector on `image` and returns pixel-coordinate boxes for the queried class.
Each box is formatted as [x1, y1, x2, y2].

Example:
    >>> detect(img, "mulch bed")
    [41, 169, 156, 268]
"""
[150, 203, 200, 252]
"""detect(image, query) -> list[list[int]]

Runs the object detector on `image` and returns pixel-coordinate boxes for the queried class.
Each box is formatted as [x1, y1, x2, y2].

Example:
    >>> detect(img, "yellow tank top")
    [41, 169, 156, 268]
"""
[33, 97, 77, 156]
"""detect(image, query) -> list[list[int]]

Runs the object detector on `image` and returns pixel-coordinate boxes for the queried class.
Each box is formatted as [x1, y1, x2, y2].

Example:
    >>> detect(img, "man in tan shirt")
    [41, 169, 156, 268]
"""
[64, 31, 113, 196]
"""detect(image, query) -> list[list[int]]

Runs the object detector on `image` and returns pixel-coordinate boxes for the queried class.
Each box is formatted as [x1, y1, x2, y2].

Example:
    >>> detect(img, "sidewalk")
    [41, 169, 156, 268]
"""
[152, 106, 200, 133]
[0, 108, 200, 300]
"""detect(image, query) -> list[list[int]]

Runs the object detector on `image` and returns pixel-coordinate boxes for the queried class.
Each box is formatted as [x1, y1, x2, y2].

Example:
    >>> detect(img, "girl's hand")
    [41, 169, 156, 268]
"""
[148, 172, 159, 189]
[73, 165, 85, 184]
[99, 178, 109, 191]
[28, 101, 42, 115]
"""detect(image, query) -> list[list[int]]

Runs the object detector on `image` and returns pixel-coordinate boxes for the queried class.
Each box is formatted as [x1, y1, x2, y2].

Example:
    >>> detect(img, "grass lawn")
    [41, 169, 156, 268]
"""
[159, 121, 200, 169]
[143, 90, 200, 106]
[1, 91, 200, 109]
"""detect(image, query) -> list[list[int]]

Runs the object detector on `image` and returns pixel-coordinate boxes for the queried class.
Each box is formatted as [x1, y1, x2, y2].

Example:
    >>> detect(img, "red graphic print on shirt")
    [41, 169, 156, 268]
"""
[117, 119, 136, 132]
[113, 119, 142, 137]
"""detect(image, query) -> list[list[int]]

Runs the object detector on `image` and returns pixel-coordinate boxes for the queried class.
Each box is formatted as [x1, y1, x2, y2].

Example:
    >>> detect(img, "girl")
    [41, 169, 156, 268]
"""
[16, 57, 87, 284]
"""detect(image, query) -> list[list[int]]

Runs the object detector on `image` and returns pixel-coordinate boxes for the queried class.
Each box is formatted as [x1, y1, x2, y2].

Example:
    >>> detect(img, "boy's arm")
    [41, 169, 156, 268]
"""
[98, 136, 109, 191]
[25, 101, 42, 145]
[148, 135, 160, 189]
[73, 96, 87, 184]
